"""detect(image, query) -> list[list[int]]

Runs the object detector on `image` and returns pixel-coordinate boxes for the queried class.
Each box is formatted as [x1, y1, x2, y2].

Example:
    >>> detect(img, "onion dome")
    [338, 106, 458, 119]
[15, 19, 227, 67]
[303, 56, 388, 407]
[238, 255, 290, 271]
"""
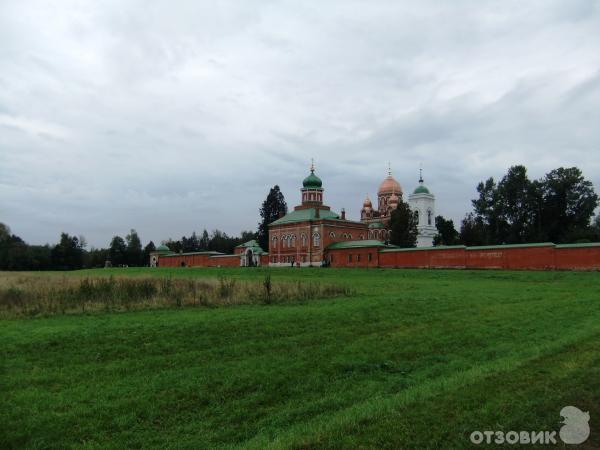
[413, 184, 430, 194]
[363, 195, 372, 208]
[302, 161, 322, 189]
[413, 168, 431, 194]
[378, 166, 402, 195]
[157, 244, 171, 253]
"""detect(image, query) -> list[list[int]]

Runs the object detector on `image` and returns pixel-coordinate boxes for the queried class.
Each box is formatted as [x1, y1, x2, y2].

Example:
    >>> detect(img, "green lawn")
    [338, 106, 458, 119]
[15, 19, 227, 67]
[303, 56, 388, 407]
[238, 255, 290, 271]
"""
[1, 268, 599, 449]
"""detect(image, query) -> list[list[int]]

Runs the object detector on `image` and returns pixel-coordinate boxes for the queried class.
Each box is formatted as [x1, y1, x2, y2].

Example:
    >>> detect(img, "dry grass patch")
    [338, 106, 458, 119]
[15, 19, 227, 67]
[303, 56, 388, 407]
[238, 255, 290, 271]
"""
[0, 272, 352, 317]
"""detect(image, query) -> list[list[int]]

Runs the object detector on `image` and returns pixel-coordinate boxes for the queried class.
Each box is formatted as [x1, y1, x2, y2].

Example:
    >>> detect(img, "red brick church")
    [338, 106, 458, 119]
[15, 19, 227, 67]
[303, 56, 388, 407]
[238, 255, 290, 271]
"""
[267, 163, 377, 266]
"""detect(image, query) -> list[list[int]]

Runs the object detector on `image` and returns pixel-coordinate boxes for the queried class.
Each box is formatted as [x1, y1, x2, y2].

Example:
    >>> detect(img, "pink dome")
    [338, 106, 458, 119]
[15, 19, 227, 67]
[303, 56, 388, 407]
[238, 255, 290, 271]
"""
[378, 175, 402, 196]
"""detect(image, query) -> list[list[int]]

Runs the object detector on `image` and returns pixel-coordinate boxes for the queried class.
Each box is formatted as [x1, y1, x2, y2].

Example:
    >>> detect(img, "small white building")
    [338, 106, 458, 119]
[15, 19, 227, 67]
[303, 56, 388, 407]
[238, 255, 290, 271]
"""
[408, 172, 437, 247]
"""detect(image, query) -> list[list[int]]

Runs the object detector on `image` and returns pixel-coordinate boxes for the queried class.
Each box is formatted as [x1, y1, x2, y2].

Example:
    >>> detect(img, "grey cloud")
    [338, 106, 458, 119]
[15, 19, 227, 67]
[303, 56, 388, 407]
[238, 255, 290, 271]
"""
[1, 0, 599, 246]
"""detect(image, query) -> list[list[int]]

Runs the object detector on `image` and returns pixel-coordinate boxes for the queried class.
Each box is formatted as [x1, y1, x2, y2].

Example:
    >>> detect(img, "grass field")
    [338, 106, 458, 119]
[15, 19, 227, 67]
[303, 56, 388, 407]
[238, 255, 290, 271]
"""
[1, 267, 599, 449]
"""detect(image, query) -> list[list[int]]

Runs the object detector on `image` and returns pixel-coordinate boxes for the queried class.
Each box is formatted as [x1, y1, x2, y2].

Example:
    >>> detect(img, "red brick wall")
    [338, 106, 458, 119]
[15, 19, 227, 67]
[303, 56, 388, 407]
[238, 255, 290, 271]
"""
[157, 243, 600, 271]
[503, 246, 555, 270]
[336, 243, 600, 271]
[429, 247, 466, 268]
[207, 255, 240, 267]
[555, 246, 600, 270]
[328, 248, 379, 268]
[465, 249, 505, 269]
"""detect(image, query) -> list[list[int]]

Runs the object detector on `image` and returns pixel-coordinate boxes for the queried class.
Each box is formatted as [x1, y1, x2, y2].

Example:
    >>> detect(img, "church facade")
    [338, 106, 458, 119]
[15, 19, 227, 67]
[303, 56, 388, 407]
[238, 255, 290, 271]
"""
[267, 164, 371, 266]
[360, 166, 436, 247]
[267, 163, 437, 266]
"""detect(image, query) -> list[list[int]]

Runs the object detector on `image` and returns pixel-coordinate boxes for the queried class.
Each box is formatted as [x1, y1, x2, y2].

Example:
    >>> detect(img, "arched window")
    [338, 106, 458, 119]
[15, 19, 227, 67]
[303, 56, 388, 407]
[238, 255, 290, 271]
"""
[329, 232, 335, 238]
[291, 235, 296, 247]
[415, 210, 420, 225]
[301, 234, 307, 247]
[427, 209, 432, 226]
[272, 236, 278, 249]
[313, 233, 320, 247]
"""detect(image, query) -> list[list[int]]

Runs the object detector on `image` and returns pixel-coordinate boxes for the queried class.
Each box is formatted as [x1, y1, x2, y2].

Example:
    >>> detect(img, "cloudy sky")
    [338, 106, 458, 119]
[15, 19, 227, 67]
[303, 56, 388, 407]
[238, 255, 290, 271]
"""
[1, 0, 599, 247]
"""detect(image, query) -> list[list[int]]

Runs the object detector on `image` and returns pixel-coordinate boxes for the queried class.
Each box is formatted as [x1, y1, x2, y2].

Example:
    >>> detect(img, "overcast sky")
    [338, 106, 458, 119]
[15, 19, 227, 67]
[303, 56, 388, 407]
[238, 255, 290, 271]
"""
[1, 0, 599, 247]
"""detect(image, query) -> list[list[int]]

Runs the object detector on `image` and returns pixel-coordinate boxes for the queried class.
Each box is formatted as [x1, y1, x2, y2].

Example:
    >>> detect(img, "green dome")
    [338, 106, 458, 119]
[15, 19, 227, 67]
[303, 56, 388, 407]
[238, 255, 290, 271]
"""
[302, 170, 322, 189]
[413, 185, 430, 194]
[157, 244, 171, 253]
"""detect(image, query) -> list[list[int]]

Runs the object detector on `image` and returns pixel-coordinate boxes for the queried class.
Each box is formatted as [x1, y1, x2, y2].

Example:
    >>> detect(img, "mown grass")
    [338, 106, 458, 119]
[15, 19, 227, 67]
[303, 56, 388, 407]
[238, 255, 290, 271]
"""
[1, 267, 599, 449]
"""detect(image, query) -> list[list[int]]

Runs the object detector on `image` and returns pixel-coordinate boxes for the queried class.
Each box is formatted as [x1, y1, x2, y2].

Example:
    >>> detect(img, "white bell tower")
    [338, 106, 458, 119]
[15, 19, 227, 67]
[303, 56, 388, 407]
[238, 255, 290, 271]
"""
[408, 168, 436, 247]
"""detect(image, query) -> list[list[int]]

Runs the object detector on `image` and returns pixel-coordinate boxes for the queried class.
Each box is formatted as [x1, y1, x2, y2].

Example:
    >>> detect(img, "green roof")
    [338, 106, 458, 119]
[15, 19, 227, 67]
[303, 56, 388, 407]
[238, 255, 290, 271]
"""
[302, 170, 322, 189]
[381, 245, 465, 253]
[466, 242, 554, 251]
[235, 239, 261, 249]
[161, 251, 223, 257]
[156, 244, 171, 253]
[368, 222, 385, 229]
[270, 208, 339, 225]
[327, 239, 391, 250]
[413, 185, 430, 194]
[243, 245, 267, 255]
[555, 242, 600, 249]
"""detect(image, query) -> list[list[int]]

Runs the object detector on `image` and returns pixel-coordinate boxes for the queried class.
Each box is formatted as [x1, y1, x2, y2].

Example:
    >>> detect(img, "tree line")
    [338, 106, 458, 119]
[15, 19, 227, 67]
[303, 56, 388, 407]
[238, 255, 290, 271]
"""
[435, 165, 599, 246]
[384, 165, 599, 248]
[0, 224, 258, 271]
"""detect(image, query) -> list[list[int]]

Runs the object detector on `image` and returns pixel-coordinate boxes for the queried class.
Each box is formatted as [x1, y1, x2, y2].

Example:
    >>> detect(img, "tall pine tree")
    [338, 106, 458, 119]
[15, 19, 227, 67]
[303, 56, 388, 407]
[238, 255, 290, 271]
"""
[257, 185, 287, 251]
[389, 200, 418, 248]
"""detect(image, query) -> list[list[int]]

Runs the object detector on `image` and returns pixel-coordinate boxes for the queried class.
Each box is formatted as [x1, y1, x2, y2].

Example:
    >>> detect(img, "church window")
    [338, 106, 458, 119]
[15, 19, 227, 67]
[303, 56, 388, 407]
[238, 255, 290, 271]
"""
[329, 232, 335, 238]
[272, 236, 278, 249]
[357, 254, 361, 262]
[348, 254, 352, 263]
[313, 233, 320, 247]
[415, 210, 420, 224]
[368, 253, 372, 262]
[301, 234, 307, 246]
[427, 209, 432, 226]
[291, 235, 296, 247]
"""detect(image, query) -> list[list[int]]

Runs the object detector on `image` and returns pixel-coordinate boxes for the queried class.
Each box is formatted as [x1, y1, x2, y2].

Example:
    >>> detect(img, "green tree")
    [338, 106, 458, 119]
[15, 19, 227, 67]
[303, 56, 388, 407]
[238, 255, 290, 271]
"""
[109, 236, 127, 266]
[459, 213, 487, 246]
[540, 167, 598, 243]
[389, 200, 418, 247]
[199, 230, 210, 250]
[85, 247, 109, 268]
[472, 177, 506, 244]
[0, 223, 10, 242]
[240, 230, 257, 242]
[496, 165, 540, 243]
[125, 229, 143, 266]
[433, 216, 459, 246]
[182, 232, 200, 253]
[142, 241, 156, 266]
[51, 233, 84, 270]
[258, 185, 287, 251]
